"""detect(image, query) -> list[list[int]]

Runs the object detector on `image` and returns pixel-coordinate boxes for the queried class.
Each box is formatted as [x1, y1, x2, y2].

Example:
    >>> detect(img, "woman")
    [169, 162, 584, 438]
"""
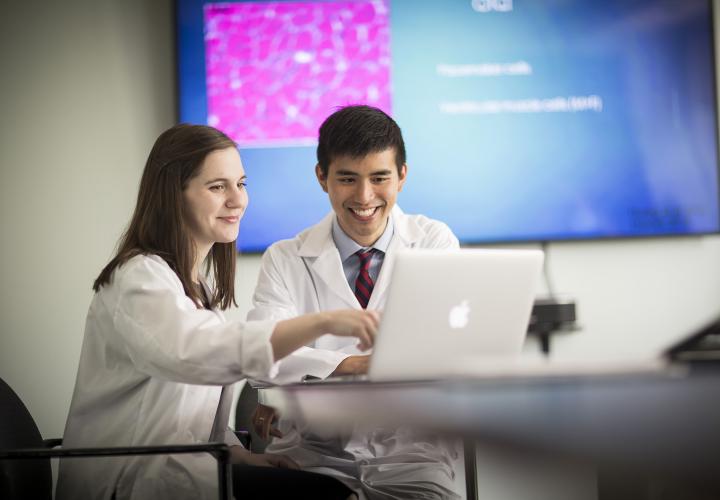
[56, 124, 376, 500]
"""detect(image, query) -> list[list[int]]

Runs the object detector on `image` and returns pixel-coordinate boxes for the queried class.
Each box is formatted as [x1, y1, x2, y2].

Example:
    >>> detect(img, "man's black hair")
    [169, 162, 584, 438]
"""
[316, 105, 406, 176]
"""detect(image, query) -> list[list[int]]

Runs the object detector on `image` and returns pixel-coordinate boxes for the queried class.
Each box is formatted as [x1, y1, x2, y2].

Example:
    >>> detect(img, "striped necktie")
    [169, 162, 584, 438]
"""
[354, 249, 375, 309]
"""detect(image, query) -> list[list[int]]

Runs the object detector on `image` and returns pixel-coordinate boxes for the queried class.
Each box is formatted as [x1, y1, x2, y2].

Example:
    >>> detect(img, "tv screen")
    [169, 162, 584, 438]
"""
[177, 0, 720, 252]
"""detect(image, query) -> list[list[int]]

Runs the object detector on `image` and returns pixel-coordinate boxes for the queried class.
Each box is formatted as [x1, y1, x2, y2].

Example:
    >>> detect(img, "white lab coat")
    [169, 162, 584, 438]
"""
[56, 254, 277, 500]
[248, 206, 464, 500]
[249, 206, 460, 383]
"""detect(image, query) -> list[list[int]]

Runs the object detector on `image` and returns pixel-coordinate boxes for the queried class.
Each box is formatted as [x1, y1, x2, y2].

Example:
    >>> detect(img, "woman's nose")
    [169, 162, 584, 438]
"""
[226, 186, 247, 208]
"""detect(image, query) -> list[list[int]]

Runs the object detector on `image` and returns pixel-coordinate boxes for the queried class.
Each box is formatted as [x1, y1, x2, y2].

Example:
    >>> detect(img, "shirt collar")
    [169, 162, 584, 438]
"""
[332, 214, 394, 262]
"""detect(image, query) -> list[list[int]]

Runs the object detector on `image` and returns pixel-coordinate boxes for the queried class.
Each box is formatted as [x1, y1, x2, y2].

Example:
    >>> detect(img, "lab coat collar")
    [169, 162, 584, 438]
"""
[198, 279, 225, 321]
[298, 211, 334, 257]
[297, 206, 423, 309]
[297, 205, 420, 258]
[390, 206, 423, 248]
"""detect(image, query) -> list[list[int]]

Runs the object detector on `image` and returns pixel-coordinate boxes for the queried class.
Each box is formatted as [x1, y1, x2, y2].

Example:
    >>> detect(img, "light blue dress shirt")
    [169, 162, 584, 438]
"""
[331, 214, 394, 290]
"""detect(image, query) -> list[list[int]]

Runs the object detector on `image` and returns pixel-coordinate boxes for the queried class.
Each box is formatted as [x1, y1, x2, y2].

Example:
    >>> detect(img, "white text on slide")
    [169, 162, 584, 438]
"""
[471, 0, 513, 13]
[437, 62, 532, 77]
[439, 96, 604, 114]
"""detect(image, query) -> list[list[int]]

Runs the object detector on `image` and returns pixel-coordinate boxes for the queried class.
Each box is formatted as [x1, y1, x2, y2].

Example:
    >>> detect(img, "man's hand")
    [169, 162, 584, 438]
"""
[230, 446, 299, 469]
[331, 355, 371, 376]
[252, 403, 283, 440]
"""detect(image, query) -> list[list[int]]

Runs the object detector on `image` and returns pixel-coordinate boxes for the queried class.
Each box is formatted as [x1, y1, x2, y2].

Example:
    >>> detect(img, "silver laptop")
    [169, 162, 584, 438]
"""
[367, 248, 544, 381]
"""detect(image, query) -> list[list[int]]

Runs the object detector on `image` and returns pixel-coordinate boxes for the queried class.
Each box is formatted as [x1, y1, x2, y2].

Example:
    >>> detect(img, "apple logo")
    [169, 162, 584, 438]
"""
[448, 300, 470, 329]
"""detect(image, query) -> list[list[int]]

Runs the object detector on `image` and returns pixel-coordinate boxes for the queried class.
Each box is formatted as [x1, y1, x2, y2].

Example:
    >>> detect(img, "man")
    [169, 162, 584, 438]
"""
[247, 105, 462, 499]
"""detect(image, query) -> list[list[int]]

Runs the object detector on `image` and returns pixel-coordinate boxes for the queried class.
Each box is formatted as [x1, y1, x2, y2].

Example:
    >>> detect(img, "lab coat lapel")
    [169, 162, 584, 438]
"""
[199, 280, 225, 437]
[367, 208, 423, 310]
[313, 245, 359, 309]
[299, 213, 359, 309]
[200, 280, 226, 321]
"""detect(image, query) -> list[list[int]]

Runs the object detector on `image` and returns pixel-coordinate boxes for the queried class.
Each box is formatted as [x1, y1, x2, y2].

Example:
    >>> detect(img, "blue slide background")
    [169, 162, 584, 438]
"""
[177, 0, 719, 252]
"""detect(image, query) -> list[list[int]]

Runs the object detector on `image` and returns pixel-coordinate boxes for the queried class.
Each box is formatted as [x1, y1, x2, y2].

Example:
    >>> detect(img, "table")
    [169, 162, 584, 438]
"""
[263, 364, 720, 485]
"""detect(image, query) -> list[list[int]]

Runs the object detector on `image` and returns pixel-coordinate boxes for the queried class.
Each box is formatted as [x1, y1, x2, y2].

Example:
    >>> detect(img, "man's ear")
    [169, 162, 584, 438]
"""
[397, 163, 408, 192]
[315, 164, 329, 193]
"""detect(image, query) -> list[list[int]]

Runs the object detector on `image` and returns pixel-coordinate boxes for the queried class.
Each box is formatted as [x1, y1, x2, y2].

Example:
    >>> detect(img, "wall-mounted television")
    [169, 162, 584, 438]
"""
[177, 0, 720, 253]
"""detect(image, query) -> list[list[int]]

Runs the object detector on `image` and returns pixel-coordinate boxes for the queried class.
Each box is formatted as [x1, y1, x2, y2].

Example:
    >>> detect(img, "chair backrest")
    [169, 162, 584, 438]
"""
[0, 377, 53, 500]
[234, 382, 268, 453]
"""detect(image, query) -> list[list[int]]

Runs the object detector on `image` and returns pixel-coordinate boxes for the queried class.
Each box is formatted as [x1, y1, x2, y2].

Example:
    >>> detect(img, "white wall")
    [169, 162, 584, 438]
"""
[2, 0, 720, 452]
[0, 0, 175, 438]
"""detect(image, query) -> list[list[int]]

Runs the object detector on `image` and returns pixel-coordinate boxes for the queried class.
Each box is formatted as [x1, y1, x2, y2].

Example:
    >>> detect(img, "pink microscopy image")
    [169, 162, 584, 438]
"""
[204, 1, 391, 147]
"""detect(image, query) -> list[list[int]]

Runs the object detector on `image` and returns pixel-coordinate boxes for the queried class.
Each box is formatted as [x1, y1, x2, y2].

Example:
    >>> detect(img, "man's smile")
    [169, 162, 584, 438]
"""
[349, 206, 381, 220]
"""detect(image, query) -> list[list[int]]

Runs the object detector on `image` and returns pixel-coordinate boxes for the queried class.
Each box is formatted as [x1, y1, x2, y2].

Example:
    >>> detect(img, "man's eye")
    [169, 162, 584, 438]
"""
[210, 185, 224, 191]
[238, 182, 247, 189]
[338, 178, 354, 184]
[372, 177, 389, 183]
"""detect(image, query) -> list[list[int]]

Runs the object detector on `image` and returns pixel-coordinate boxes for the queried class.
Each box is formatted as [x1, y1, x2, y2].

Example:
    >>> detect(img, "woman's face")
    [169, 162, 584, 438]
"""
[183, 147, 248, 253]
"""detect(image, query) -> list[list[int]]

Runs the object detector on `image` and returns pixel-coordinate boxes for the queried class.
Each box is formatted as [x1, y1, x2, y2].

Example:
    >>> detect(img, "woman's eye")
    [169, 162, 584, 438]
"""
[209, 185, 224, 191]
[238, 182, 247, 189]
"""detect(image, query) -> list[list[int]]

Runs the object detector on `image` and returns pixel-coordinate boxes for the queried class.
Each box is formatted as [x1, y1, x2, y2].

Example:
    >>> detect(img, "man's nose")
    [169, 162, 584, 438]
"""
[354, 180, 374, 204]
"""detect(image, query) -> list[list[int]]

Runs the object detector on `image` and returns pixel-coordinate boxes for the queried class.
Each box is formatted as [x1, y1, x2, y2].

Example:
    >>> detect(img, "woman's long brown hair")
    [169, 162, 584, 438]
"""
[93, 124, 238, 310]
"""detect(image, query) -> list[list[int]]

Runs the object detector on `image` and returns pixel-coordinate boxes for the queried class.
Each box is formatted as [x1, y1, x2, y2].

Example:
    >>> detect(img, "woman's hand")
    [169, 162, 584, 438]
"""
[271, 309, 379, 361]
[251, 403, 282, 440]
[320, 309, 380, 351]
[230, 446, 299, 469]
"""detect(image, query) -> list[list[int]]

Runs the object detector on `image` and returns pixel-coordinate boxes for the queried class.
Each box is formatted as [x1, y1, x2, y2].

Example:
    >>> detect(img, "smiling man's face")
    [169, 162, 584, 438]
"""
[316, 148, 407, 247]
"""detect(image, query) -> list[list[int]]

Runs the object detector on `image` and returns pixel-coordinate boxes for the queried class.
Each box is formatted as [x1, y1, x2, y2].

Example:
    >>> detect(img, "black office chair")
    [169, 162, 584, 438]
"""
[0, 376, 232, 500]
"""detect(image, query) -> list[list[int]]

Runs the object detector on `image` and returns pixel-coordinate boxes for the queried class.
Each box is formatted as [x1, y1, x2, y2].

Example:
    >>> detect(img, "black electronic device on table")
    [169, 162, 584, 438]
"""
[528, 299, 578, 355]
[666, 315, 720, 363]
